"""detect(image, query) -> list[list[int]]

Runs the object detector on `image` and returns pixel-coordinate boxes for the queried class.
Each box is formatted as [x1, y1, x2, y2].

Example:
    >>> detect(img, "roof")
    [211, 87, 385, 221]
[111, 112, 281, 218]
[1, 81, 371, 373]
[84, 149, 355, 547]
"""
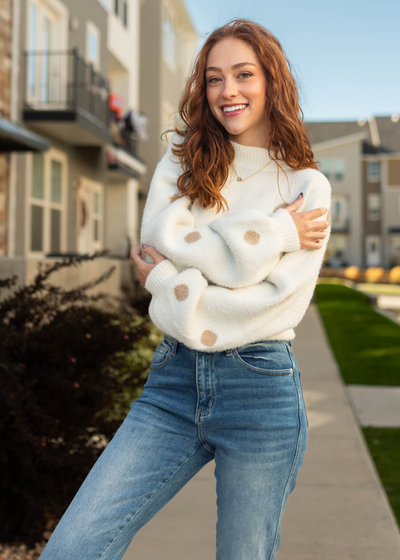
[304, 115, 400, 155]
[375, 116, 400, 153]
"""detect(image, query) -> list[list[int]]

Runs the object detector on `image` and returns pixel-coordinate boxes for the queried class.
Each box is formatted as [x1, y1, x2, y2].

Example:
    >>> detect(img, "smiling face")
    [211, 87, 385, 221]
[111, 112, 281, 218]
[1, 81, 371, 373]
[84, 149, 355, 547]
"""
[205, 37, 269, 148]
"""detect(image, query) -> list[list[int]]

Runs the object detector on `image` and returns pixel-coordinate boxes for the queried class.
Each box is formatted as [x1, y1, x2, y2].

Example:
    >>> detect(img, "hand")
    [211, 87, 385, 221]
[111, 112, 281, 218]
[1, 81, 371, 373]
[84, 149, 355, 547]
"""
[285, 194, 329, 250]
[130, 244, 167, 285]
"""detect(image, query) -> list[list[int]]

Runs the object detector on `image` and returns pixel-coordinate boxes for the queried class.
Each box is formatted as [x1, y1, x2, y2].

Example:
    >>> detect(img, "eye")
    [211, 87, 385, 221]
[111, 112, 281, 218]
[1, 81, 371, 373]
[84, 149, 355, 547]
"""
[238, 72, 252, 79]
[207, 76, 221, 84]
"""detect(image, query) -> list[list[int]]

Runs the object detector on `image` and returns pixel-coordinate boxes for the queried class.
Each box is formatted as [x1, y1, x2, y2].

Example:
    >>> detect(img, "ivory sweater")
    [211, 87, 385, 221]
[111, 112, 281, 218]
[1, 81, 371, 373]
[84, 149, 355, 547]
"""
[140, 133, 332, 352]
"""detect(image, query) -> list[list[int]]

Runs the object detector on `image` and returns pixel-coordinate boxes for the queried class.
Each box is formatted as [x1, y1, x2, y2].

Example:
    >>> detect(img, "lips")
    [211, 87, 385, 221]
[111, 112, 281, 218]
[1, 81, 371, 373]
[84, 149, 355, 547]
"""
[220, 103, 249, 117]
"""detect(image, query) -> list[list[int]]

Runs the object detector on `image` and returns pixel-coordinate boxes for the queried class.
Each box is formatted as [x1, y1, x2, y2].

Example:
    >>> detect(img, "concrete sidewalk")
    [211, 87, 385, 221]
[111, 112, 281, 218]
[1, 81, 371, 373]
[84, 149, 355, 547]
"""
[123, 304, 400, 559]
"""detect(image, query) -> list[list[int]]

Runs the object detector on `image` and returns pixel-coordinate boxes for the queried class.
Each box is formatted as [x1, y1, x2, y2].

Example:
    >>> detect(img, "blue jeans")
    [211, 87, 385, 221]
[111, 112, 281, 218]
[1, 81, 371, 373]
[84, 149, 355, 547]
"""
[39, 335, 308, 560]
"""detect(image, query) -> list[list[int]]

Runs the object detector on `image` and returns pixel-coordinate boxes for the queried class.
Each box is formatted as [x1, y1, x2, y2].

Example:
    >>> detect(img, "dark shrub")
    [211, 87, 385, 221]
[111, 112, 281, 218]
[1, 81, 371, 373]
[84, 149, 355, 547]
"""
[0, 253, 155, 547]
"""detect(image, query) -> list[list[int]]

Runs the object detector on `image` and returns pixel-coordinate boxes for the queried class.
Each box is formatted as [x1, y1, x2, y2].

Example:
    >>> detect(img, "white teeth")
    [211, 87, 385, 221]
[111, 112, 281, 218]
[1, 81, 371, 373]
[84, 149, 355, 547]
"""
[222, 104, 247, 113]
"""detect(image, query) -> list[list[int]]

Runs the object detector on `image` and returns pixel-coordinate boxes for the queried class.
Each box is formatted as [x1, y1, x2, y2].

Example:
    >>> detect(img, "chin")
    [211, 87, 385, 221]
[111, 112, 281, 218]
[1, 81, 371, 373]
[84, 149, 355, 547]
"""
[224, 125, 249, 136]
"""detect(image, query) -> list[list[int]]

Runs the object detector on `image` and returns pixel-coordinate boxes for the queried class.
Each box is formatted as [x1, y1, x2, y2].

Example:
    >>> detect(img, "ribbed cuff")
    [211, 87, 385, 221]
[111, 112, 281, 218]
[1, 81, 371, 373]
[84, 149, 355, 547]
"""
[144, 259, 180, 295]
[272, 208, 301, 252]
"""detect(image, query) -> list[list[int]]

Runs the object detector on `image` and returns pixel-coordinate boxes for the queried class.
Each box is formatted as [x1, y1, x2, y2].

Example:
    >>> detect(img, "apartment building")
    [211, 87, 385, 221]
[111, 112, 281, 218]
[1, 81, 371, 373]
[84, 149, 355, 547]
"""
[0, 0, 50, 258]
[306, 114, 400, 268]
[138, 0, 198, 220]
[0, 0, 146, 296]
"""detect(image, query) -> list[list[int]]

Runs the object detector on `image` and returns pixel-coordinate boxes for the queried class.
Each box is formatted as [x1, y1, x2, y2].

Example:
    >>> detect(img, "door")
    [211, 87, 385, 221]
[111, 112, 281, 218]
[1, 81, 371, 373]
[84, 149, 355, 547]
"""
[77, 177, 103, 254]
[27, 0, 66, 108]
[366, 236, 381, 267]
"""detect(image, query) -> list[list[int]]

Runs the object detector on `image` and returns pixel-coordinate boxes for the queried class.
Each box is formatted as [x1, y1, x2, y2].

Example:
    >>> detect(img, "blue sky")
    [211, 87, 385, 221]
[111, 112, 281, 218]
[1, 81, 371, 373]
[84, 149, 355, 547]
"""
[183, 0, 399, 122]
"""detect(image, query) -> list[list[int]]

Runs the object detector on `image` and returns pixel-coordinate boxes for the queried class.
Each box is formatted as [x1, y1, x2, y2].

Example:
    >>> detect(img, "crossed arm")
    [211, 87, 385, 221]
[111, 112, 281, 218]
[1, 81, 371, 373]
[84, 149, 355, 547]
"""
[140, 138, 305, 289]
[143, 176, 332, 348]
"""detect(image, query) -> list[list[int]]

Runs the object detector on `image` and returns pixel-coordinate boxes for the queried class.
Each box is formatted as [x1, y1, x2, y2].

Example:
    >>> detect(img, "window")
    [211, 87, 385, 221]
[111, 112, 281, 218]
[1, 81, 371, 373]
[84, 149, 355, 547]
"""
[367, 193, 380, 220]
[86, 21, 100, 69]
[333, 159, 345, 181]
[29, 149, 67, 255]
[93, 191, 100, 242]
[319, 159, 345, 182]
[114, 0, 128, 27]
[367, 161, 380, 182]
[162, 3, 176, 68]
[390, 236, 400, 265]
[326, 234, 347, 266]
[331, 195, 348, 228]
[123, 1, 128, 26]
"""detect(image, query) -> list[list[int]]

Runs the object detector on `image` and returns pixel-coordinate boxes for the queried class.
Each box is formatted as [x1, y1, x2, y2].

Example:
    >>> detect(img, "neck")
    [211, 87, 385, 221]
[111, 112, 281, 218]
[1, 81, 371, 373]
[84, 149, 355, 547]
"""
[228, 127, 269, 149]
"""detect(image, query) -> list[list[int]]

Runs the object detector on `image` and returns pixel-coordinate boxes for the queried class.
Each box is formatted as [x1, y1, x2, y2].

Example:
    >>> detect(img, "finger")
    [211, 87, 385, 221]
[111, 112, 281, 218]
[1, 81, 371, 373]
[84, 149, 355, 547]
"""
[308, 230, 327, 239]
[130, 246, 142, 264]
[286, 195, 303, 210]
[308, 219, 329, 230]
[304, 207, 327, 219]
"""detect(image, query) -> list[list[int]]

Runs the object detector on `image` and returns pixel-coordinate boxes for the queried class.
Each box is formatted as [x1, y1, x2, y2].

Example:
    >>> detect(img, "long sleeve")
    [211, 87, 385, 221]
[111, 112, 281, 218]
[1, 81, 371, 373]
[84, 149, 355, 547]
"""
[143, 173, 332, 352]
[140, 134, 302, 289]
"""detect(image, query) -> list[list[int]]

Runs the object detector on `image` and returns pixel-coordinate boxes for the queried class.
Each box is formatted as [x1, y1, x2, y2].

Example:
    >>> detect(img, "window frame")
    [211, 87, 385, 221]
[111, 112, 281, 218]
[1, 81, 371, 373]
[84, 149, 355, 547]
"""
[26, 0, 69, 108]
[367, 160, 381, 182]
[26, 147, 68, 257]
[319, 158, 346, 182]
[331, 194, 348, 228]
[367, 193, 380, 221]
[86, 20, 101, 70]
[114, 0, 128, 27]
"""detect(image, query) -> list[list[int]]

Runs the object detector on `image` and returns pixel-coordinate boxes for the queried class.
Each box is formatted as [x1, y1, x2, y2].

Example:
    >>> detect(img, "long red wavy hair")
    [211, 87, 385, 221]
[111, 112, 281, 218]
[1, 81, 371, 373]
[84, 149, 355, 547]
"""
[165, 18, 318, 213]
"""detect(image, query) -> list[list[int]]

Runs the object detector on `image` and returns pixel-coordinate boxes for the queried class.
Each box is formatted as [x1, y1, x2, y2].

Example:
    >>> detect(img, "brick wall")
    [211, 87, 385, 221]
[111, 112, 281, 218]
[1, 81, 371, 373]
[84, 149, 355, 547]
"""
[0, 0, 12, 256]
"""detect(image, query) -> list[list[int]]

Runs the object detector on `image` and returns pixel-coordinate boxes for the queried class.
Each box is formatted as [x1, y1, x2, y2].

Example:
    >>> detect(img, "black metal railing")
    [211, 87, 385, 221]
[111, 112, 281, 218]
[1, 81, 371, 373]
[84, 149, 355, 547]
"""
[23, 49, 110, 127]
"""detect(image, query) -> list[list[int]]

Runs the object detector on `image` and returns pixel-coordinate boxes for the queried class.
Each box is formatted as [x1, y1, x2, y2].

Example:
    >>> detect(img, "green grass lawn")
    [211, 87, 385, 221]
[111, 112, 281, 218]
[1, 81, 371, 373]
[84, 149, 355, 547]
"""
[362, 427, 400, 527]
[356, 283, 400, 296]
[314, 283, 400, 385]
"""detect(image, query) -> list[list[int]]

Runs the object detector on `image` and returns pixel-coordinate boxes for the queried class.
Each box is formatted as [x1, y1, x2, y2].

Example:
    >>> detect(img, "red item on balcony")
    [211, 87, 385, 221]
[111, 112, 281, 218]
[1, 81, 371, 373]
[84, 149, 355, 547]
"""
[109, 93, 123, 119]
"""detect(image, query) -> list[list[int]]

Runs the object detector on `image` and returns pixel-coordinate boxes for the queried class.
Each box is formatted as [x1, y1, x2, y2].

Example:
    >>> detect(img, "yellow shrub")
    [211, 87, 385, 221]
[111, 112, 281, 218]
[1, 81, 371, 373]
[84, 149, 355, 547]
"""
[365, 267, 385, 283]
[389, 266, 400, 284]
[344, 266, 360, 281]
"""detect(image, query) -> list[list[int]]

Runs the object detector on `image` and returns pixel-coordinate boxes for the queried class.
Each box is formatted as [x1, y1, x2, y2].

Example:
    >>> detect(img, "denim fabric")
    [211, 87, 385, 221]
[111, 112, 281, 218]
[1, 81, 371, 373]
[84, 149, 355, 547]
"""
[39, 335, 308, 560]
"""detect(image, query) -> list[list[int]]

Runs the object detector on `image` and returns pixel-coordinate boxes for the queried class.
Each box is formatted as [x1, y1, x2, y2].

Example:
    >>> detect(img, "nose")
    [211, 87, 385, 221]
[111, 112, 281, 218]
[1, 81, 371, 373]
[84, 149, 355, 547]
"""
[221, 76, 238, 99]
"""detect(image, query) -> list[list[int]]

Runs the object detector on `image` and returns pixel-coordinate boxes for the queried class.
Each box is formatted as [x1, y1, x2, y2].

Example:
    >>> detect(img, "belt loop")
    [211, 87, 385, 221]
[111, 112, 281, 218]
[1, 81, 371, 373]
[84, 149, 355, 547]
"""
[172, 337, 178, 355]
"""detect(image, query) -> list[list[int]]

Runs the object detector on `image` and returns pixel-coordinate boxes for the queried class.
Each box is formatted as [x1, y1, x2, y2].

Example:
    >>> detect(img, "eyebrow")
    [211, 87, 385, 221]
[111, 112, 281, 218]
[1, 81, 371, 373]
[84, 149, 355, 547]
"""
[205, 62, 256, 73]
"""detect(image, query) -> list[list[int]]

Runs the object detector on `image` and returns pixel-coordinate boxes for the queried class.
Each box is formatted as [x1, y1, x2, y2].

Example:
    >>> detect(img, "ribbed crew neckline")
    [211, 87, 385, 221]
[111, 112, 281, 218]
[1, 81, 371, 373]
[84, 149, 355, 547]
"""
[230, 140, 276, 171]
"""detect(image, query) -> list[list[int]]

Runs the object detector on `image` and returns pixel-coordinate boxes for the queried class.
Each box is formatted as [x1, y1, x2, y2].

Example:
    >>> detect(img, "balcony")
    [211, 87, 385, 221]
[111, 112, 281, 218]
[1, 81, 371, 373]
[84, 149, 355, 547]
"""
[22, 49, 113, 146]
[106, 104, 147, 181]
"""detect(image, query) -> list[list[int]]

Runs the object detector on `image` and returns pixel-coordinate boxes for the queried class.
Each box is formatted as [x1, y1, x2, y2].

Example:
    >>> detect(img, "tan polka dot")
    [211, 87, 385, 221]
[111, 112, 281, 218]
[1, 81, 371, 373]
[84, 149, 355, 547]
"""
[273, 202, 288, 212]
[174, 284, 189, 301]
[326, 207, 331, 225]
[200, 330, 218, 347]
[244, 230, 260, 245]
[184, 231, 201, 243]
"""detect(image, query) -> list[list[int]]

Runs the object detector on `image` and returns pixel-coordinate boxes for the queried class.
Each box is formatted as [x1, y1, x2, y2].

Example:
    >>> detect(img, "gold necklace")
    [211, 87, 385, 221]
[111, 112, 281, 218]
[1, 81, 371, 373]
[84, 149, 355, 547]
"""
[233, 159, 273, 182]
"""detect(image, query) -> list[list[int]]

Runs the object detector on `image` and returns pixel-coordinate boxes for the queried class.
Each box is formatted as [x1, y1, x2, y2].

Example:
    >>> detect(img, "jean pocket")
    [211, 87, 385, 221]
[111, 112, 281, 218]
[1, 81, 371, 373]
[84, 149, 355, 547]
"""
[150, 339, 173, 369]
[232, 342, 294, 375]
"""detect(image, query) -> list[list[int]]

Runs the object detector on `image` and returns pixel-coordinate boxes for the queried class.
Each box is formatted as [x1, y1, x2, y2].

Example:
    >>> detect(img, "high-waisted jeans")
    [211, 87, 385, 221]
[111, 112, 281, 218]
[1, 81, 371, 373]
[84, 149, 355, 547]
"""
[39, 335, 309, 560]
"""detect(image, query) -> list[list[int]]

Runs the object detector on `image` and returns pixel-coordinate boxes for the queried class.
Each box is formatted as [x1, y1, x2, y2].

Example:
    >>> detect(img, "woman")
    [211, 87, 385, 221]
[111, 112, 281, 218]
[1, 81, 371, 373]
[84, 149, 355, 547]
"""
[40, 18, 331, 560]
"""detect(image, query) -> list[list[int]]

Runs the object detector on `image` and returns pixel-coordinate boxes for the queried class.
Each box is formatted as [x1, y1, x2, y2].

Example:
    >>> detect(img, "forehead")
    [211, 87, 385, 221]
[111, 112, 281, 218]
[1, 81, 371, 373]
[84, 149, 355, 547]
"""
[206, 38, 259, 68]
